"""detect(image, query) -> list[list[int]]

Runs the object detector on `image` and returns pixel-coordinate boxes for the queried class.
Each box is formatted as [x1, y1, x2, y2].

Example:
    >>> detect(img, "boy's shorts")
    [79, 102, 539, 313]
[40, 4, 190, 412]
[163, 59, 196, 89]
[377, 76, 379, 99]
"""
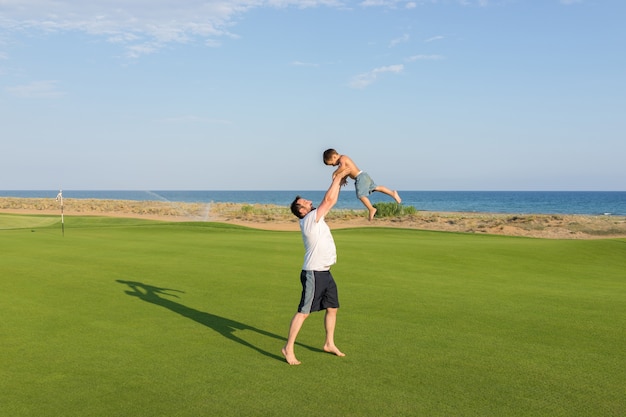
[297, 270, 339, 314]
[355, 171, 377, 199]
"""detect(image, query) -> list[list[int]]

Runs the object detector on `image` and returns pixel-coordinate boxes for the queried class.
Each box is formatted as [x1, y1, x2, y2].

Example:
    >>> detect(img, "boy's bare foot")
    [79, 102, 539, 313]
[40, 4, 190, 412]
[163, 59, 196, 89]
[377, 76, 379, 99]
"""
[281, 347, 301, 365]
[323, 344, 346, 357]
[393, 190, 402, 204]
[368, 207, 377, 221]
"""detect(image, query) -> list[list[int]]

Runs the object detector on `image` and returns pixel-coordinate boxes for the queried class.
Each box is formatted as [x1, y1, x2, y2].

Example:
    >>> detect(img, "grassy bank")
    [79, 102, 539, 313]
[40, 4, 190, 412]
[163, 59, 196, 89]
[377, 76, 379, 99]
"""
[1, 214, 625, 416]
[3, 197, 626, 238]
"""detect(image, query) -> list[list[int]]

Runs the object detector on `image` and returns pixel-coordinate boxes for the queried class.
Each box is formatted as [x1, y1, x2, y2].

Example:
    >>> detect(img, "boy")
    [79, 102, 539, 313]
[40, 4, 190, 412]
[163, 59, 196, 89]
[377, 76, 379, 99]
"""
[323, 148, 401, 221]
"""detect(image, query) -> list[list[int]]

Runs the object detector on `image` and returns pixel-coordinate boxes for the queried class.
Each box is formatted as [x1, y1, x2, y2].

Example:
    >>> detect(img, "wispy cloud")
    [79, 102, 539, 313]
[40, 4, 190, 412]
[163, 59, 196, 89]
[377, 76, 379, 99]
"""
[291, 60, 320, 67]
[360, 0, 392, 6]
[0, 0, 345, 58]
[406, 54, 444, 61]
[6, 80, 65, 98]
[0, 0, 471, 60]
[360, 0, 418, 8]
[362, 0, 485, 7]
[389, 34, 410, 48]
[349, 64, 404, 89]
[161, 115, 232, 124]
[125, 42, 162, 59]
[424, 35, 445, 43]
[459, 0, 490, 5]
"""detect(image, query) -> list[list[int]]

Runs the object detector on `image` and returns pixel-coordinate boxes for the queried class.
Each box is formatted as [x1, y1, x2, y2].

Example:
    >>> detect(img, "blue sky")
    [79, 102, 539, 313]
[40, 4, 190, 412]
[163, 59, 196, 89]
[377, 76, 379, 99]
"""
[1, 0, 624, 191]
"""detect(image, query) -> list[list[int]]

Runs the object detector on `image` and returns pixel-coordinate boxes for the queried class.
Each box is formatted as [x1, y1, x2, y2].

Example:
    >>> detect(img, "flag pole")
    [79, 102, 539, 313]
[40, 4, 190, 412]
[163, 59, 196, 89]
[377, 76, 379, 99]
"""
[56, 189, 64, 237]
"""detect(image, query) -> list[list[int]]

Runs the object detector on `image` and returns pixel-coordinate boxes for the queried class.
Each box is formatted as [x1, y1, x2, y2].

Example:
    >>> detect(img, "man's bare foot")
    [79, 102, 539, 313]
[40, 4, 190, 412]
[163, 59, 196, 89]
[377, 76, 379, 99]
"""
[281, 347, 301, 365]
[393, 190, 402, 204]
[323, 345, 346, 357]
[368, 208, 377, 221]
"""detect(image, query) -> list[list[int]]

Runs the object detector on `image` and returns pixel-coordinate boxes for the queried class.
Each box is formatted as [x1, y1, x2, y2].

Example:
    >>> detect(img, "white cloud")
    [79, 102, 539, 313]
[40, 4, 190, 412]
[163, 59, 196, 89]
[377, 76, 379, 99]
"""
[458, 0, 489, 6]
[291, 60, 320, 67]
[0, 0, 475, 61]
[161, 115, 232, 124]
[407, 54, 444, 61]
[0, 0, 346, 57]
[362, 0, 488, 6]
[6, 80, 65, 98]
[205, 39, 223, 48]
[349, 64, 404, 89]
[125, 42, 162, 59]
[389, 33, 410, 48]
[360, 0, 420, 8]
[360, 0, 392, 6]
[424, 35, 444, 43]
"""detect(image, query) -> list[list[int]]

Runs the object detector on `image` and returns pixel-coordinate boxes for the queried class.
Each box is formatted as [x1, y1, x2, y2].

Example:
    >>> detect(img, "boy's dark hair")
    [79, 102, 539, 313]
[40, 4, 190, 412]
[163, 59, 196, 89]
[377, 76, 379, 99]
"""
[290, 195, 304, 219]
[323, 148, 338, 164]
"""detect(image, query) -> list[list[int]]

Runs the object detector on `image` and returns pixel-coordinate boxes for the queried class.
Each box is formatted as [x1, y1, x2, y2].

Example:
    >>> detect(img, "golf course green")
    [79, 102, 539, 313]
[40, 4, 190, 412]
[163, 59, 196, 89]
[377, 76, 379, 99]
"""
[1, 214, 624, 416]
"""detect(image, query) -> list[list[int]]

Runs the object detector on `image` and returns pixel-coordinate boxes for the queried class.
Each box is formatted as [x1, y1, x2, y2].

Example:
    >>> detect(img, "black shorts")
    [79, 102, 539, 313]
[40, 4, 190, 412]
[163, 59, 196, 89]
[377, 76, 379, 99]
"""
[297, 270, 340, 314]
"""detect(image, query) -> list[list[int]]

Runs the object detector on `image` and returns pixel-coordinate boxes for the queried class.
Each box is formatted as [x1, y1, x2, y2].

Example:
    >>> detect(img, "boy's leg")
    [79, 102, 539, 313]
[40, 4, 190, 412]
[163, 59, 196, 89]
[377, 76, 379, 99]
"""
[374, 186, 402, 204]
[282, 312, 308, 365]
[359, 196, 377, 221]
[323, 308, 345, 357]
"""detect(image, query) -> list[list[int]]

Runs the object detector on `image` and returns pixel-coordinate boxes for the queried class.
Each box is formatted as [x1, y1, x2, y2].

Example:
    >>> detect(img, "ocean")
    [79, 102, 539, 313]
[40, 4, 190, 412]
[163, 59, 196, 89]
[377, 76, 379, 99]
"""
[2, 190, 625, 216]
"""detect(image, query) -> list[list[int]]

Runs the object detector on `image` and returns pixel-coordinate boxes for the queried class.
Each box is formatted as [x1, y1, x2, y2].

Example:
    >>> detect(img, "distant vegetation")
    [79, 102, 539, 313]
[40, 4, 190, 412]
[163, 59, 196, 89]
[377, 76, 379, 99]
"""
[236, 202, 418, 221]
[3, 197, 626, 238]
[372, 202, 417, 218]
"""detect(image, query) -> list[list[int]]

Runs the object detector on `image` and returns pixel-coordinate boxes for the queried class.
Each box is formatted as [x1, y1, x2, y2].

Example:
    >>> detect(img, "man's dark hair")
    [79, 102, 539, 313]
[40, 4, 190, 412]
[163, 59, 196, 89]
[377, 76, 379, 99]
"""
[290, 195, 304, 219]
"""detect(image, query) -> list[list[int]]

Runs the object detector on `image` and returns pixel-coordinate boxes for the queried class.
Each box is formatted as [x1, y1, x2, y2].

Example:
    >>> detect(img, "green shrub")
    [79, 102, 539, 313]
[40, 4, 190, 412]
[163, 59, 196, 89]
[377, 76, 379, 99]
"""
[372, 202, 417, 217]
[240, 204, 254, 214]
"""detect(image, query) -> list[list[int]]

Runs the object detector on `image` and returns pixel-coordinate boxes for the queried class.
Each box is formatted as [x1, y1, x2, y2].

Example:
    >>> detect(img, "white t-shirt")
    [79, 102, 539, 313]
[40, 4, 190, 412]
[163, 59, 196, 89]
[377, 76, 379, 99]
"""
[300, 209, 337, 271]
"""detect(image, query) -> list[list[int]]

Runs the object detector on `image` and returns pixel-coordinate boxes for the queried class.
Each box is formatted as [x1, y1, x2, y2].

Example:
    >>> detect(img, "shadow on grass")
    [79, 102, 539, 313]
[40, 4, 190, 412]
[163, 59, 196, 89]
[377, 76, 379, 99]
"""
[116, 280, 321, 363]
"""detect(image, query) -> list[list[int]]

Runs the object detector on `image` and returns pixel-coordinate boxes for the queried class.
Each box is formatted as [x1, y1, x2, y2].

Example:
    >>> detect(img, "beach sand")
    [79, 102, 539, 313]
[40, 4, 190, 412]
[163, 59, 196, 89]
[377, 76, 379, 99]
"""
[2, 197, 626, 239]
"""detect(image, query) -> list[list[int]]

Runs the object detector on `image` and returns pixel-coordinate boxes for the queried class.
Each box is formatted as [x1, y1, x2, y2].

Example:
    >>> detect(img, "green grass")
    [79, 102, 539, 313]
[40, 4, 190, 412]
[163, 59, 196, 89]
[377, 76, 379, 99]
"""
[1, 214, 625, 417]
[0, 213, 60, 230]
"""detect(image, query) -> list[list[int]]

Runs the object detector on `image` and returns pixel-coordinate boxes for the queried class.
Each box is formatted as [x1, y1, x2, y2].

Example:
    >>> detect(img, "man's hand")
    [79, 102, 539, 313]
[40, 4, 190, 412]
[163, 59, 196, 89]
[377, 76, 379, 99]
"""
[335, 165, 351, 180]
[317, 165, 351, 221]
[335, 165, 350, 187]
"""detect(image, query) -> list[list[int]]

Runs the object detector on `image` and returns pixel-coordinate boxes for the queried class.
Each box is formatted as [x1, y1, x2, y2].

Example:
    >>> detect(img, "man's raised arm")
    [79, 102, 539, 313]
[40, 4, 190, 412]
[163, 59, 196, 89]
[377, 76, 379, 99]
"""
[316, 166, 350, 221]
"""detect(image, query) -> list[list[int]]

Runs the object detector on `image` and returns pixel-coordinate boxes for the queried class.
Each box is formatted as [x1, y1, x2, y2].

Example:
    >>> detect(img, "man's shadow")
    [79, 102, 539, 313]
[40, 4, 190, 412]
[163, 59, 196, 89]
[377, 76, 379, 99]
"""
[116, 280, 320, 362]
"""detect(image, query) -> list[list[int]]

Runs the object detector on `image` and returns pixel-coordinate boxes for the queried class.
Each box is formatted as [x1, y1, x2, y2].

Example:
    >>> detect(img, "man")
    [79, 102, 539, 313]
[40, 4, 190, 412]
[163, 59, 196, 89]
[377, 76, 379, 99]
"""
[282, 168, 350, 365]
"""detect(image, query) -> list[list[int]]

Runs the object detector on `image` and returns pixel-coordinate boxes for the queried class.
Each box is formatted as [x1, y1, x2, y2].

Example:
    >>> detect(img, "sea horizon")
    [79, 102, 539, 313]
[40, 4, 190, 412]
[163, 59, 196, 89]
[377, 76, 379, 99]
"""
[2, 190, 625, 216]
